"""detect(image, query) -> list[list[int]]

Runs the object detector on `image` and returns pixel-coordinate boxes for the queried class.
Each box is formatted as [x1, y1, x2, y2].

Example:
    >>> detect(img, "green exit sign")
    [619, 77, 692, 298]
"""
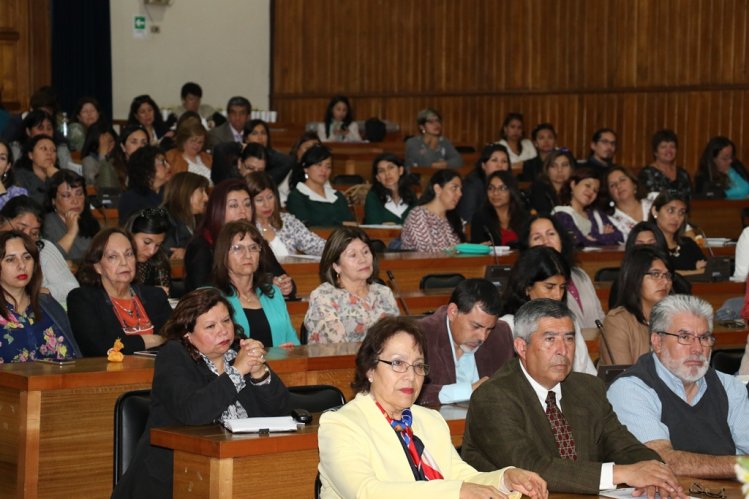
[134, 16, 146, 30]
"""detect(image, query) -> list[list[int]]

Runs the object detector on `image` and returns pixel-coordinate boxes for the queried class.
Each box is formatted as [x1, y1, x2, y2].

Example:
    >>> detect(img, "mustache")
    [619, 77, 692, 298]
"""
[685, 354, 708, 364]
[550, 354, 570, 366]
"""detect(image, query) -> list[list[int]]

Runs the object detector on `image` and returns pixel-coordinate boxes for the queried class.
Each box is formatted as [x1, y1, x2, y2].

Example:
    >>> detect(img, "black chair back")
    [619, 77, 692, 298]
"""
[419, 273, 465, 290]
[288, 384, 346, 413]
[332, 174, 365, 186]
[596, 364, 631, 385]
[113, 389, 151, 486]
[595, 267, 620, 282]
[710, 348, 745, 374]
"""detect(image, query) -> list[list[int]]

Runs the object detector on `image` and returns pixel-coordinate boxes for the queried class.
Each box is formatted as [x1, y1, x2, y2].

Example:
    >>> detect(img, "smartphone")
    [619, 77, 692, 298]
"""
[36, 358, 76, 366]
[291, 408, 312, 424]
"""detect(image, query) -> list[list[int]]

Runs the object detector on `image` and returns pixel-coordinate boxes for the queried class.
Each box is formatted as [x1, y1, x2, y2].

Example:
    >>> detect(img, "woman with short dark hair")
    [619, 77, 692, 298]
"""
[648, 191, 706, 271]
[118, 145, 171, 224]
[126, 94, 174, 147]
[638, 129, 692, 201]
[124, 208, 172, 295]
[304, 226, 399, 343]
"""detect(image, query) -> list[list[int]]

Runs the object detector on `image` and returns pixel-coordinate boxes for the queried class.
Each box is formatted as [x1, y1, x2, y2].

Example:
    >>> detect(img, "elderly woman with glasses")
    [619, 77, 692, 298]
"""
[404, 108, 463, 170]
[212, 220, 299, 348]
[318, 316, 548, 498]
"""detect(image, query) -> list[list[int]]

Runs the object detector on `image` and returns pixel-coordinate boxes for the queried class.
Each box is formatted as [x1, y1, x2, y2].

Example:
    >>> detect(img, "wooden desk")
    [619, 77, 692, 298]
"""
[690, 198, 749, 239]
[0, 343, 360, 498]
[150, 405, 468, 499]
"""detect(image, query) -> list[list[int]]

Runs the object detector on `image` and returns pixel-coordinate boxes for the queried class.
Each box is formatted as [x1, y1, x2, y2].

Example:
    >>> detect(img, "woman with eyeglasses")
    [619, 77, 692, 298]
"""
[118, 145, 172, 225]
[305, 226, 398, 344]
[0, 196, 79, 305]
[68, 228, 172, 356]
[599, 246, 674, 366]
[648, 191, 706, 271]
[470, 170, 529, 247]
[184, 179, 295, 296]
[456, 143, 511, 223]
[124, 208, 172, 296]
[528, 149, 574, 215]
[404, 108, 463, 170]
[0, 230, 81, 363]
[212, 221, 299, 348]
[318, 315, 548, 498]
[42, 170, 100, 263]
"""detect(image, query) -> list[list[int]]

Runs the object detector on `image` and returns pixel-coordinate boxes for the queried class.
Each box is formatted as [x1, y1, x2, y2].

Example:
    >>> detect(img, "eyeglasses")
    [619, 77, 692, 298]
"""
[644, 270, 672, 281]
[689, 482, 726, 499]
[657, 331, 716, 347]
[377, 359, 430, 376]
[229, 243, 261, 256]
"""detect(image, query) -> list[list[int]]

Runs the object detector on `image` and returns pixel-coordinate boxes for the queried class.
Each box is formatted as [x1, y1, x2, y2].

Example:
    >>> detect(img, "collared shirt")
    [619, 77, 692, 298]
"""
[295, 181, 339, 204]
[519, 360, 615, 490]
[383, 195, 409, 219]
[231, 125, 243, 143]
[607, 353, 749, 453]
[437, 315, 479, 404]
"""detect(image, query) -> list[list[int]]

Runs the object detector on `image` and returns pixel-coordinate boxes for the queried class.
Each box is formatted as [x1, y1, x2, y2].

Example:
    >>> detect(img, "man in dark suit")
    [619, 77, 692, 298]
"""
[462, 299, 687, 497]
[416, 278, 514, 406]
[208, 96, 251, 148]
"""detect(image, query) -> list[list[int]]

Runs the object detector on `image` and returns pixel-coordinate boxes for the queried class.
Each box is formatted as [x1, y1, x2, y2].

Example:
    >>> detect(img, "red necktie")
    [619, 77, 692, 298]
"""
[545, 391, 577, 460]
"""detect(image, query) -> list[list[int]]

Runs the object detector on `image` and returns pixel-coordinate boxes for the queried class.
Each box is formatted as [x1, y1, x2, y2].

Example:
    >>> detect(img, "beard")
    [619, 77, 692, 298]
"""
[660, 348, 710, 384]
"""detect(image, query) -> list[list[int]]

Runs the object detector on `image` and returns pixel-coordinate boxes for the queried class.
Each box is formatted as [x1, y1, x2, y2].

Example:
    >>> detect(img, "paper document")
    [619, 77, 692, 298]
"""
[223, 416, 300, 433]
[600, 488, 696, 498]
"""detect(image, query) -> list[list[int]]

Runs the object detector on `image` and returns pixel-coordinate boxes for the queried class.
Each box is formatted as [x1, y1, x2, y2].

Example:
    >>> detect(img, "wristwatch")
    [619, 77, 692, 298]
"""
[249, 364, 270, 383]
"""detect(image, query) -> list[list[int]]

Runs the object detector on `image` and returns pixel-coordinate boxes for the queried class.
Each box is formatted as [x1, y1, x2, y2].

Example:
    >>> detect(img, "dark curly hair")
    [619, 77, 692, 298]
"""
[126, 145, 162, 193]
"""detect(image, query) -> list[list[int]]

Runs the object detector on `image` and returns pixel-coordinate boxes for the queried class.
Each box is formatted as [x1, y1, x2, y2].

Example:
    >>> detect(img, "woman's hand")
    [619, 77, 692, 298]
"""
[235, 339, 267, 377]
[63, 210, 80, 234]
[273, 274, 294, 296]
[601, 223, 615, 234]
[696, 259, 708, 270]
[169, 247, 186, 260]
[142, 334, 166, 349]
[459, 482, 506, 499]
[502, 468, 548, 498]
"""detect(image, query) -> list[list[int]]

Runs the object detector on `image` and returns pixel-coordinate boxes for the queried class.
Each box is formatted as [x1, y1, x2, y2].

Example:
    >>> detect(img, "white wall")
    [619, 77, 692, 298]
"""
[110, 0, 270, 120]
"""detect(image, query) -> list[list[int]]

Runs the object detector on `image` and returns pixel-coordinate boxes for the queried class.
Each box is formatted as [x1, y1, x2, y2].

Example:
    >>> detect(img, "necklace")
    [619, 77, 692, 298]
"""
[112, 297, 135, 317]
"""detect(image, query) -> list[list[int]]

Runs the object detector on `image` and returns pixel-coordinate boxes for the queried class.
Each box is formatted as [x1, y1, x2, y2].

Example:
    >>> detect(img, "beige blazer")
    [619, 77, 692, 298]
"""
[318, 392, 513, 498]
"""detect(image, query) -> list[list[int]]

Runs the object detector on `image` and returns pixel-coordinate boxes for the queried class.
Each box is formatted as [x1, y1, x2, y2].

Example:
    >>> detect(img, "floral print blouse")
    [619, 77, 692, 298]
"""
[304, 282, 400, 343]
[0, 304, 73, 363]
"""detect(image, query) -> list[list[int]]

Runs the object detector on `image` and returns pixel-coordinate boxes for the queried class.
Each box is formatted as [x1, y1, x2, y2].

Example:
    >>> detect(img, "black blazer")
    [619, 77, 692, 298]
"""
[111, 340, 290, 499]
[67, 284, 172, 356]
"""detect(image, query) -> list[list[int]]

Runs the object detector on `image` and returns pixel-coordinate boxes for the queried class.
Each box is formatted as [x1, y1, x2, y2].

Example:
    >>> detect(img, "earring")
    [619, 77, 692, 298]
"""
[609, 200, 615, 207]
[304, 171, 309, 180]
[368, 378, 373, 383]
[653, 214, 658, 219]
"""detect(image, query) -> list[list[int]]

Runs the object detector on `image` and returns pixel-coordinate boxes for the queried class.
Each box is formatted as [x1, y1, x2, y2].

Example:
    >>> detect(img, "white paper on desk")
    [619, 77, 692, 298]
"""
[286, 254, 321, 261]
[223, 416, 299, 433]
[600, 488, 697, 498]
[359, 224, 402, 229]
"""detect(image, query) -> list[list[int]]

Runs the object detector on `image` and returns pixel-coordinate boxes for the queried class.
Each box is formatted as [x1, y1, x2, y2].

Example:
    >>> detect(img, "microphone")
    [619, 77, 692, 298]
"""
[484, 226, 500, 265]
[386, 270, 411, 316]
[595, 319, 617, 365]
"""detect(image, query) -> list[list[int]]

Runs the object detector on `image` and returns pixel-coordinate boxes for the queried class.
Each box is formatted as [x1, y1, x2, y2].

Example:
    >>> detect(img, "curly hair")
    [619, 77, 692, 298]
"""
[126, 145, 162, 193]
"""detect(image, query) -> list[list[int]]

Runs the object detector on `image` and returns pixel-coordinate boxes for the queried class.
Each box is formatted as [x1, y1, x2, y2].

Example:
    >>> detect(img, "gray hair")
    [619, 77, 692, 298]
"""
[416, 108, 441, 126]
[514, 298, 576, 342]
[649, 294, 713, 333]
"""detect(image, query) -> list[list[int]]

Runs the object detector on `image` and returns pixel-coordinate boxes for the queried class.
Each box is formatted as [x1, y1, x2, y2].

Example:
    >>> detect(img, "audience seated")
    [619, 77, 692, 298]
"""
[599, 246, 674, 366]
[500, 246, 596, 375]
[317, 95, 362, 143]
[404, 108, 463, 169]
[14, 134, 59, 205]
[552, 167, 623, 247]
[118, 145, 171, 225]
[110, 124, 149, 192]
[520, 215, 606, 330]
[304, 226, 398, 343]
[638, 129, 692, 201]
[165, 119, 212, 182]
[648, 191, 706, 271]
[461, 298, 684, 496]
[80, 122, 120, 194]
[318, 316, 547, 499]
[600, 166, 652, 241]
[183, 179, 294, 295]
[0, 230, 81, 363]
[160, 171, 209, 260]
[608, 295, 749, 478]
[286, 144, 354, 227]
[457, 143, 511, 222]
[126, 94, 174, 149]
[208, 96, 250, 148]
[519, 123, 557, 182]
[68, 228, 171, 356]
[498, 112, 537, 170]
[212, 220, 299, 348]
[0, 196, 79, 304]
[363, 152, 416, 225]
[695, 135, 749, 199]
[528, 149, 574, 216]
[470, 170, 529, 246]
[43, 170, 100, 262]
[401, 169, 465, 251]
[583, 128, 617, 174]
[277, 132, 320, 207]
[0, 139, 28, 209]
[111, 288, 290, 499]
[171, 82, 216, 122]
[124, 208, 171, 296]
[68, 96, 105, 152]
[243, 119, 295, 186]
[246, 172, 325, 257]
[238, 143, 267, 177]
[417, 278, 514, 405]
[10, 110, 73, 175]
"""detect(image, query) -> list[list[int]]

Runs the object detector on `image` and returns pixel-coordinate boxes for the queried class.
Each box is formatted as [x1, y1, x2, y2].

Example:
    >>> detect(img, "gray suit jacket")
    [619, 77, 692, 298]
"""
[208, 122, 239, 148]
[461, 358, 661, 494]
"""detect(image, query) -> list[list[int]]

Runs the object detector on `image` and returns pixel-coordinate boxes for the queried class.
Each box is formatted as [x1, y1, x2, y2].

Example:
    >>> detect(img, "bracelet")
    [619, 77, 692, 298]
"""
[249, 364, 270, 383]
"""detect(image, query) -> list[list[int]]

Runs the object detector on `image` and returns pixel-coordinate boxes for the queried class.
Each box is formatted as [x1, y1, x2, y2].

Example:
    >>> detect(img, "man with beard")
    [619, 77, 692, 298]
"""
[461, 299, 686, 496]
[608, 295, 749, 478]
[584, 128, 617, 174]
[415, 278, 514, 406]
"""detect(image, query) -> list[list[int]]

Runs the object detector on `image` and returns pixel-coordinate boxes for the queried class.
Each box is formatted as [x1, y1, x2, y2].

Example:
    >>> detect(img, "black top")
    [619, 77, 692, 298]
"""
[694, 161, 749, 199]
[456, 170, 486, 222]
[582, 155, 613, 178]
[519, 156, 544, 182]
[243, 308, 273, 347]
[638, 166, 692, 202]
[118, 189, 163, 225]
[529, 180, 559, 215]
[669, 237, 705, 271]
